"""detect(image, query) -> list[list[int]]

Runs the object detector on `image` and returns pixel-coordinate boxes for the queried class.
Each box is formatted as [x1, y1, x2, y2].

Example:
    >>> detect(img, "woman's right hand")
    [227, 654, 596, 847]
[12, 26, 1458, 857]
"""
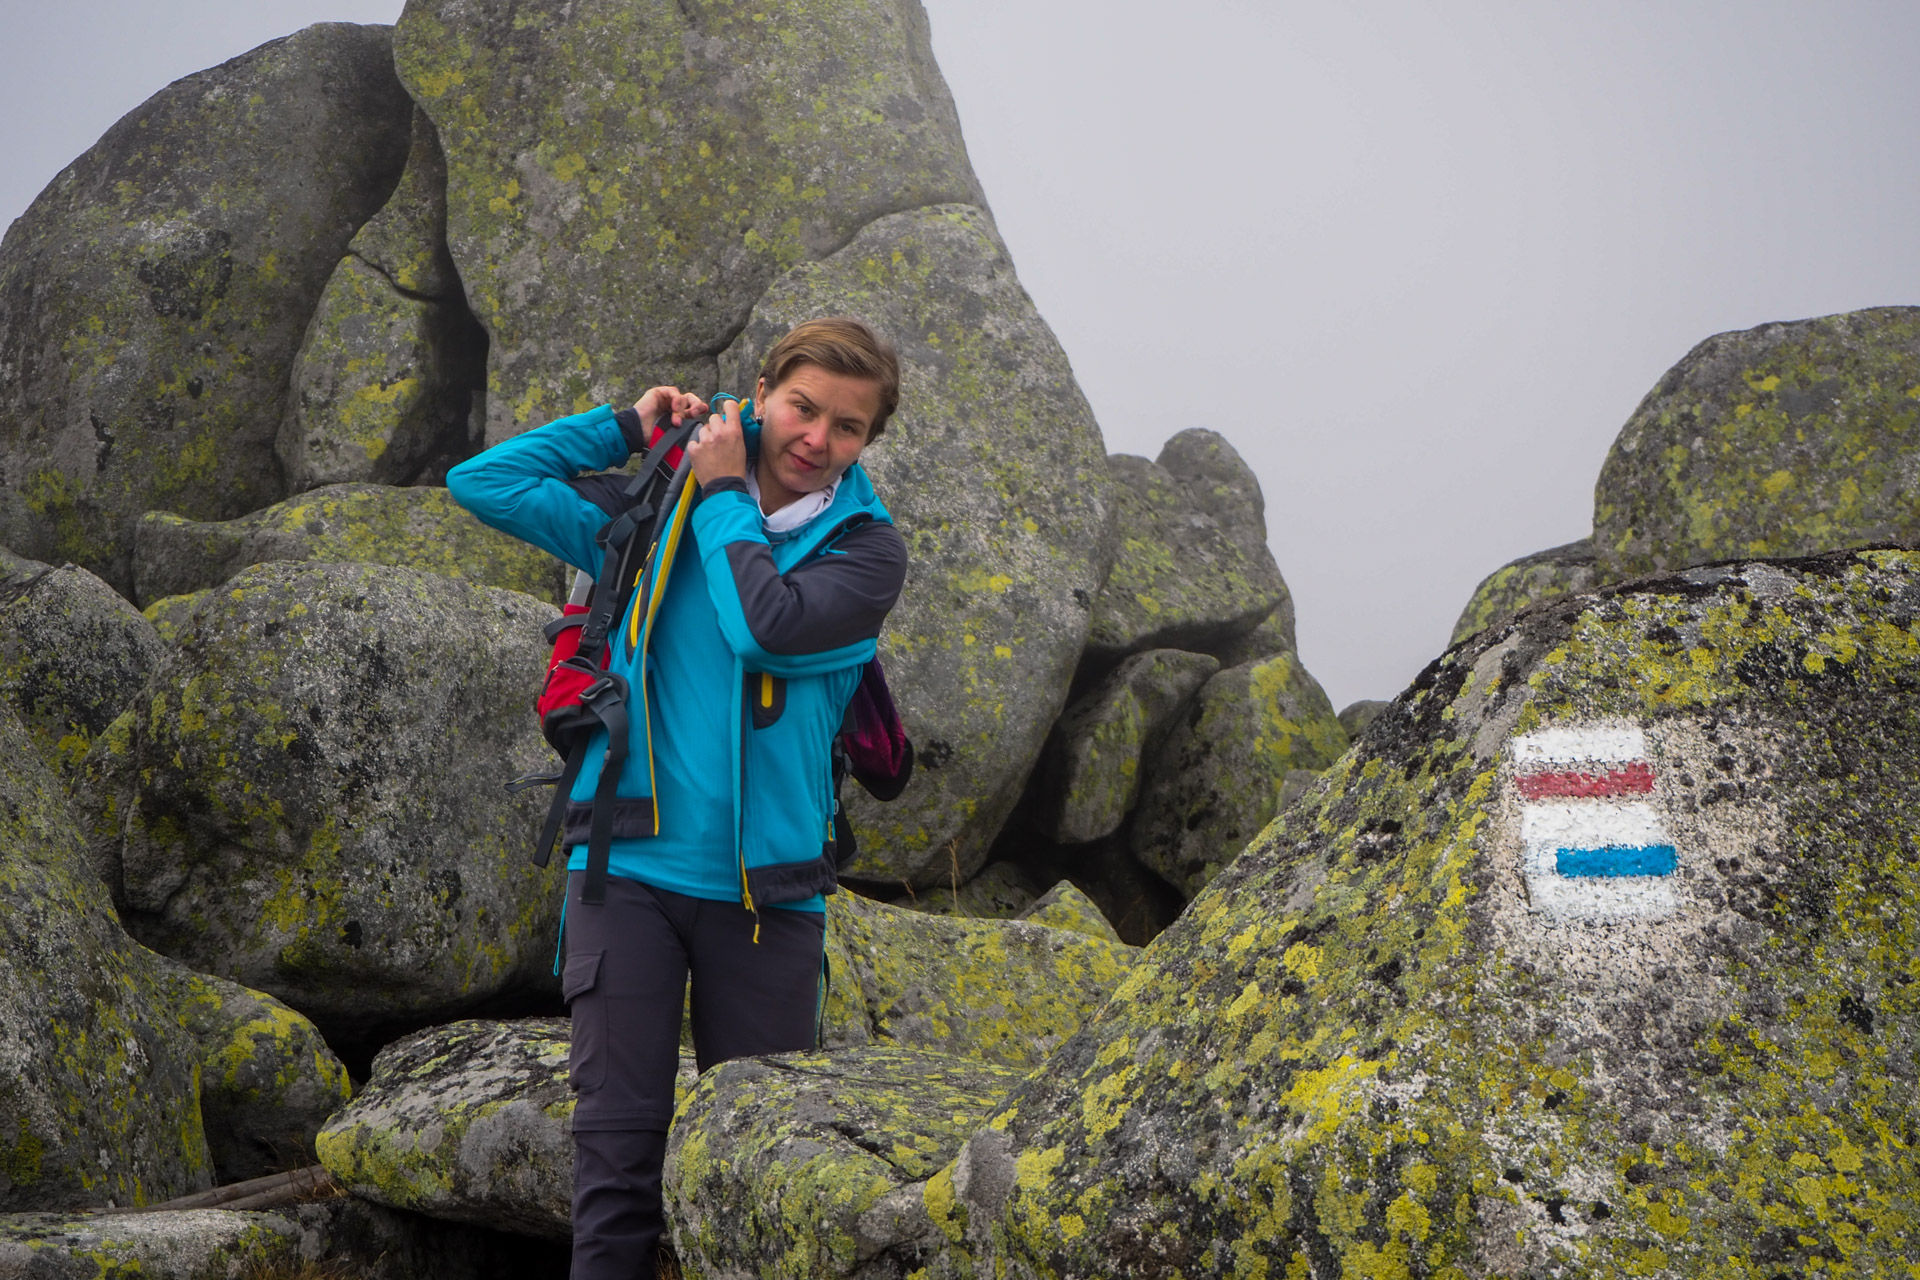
[634, 386, 710, 434]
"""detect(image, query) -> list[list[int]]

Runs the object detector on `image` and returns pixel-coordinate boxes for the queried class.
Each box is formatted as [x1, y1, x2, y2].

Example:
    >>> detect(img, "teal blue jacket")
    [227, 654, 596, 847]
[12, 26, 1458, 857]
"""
[446, 403, 906, 912]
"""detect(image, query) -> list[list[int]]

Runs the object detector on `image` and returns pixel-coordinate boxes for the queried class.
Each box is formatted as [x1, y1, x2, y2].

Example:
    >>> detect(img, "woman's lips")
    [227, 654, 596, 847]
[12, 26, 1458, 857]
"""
[788, 453, 820, 472]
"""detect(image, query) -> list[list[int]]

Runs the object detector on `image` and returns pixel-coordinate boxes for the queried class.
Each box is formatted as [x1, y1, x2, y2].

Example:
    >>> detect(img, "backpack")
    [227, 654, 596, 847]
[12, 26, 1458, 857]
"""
[509, 404, 912, 900]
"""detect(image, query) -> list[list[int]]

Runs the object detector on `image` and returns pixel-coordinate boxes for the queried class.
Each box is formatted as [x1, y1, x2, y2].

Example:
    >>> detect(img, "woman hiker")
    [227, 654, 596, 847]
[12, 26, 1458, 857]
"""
[447, 317, 909, 1278]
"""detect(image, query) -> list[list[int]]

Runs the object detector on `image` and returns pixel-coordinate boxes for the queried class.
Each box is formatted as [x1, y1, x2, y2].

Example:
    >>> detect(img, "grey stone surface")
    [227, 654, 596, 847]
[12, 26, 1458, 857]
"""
[279, 108, 488, 492]
[1451, 538, 1602, 645]
[0, 558, 165, 781]
[1156, 427, 1268, 561]
[1131, 650, 1349, 899]
[1031, 648, 1219, 845]
[1336, 697, 1391, 740]
[0, 24, 414, 591]
[131, 482, 566, 606]
[1015, 880, 1122, 945]
[717, 205, 1113, 891]
[0, 705, 211, 1211]
[392, 0, 985, 444]
[895, 861, 1039, 921]
[1085, 452, 1289, 665]
[1594, 306, 1920, 579]
[0, 1208, 302, 1279]
[108, 562, 561, 1036]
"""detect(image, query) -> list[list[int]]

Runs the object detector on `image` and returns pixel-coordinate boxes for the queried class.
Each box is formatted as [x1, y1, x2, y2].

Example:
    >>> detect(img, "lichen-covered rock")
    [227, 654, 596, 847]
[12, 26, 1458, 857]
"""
[933, 546, 1920, 1279]
[716, 205, 1112, 890]
[1016, 881, 1122, 945]
[392, 0, 984, 442]
[1085, 452, 1290, 665]
[0, 558, 165, 779]
[0, 706, 212, 1210]
[113, 562, 561, 1035]
[1031, 648, 1219, 844]
[1336, 697, 1390, 740]
[822, 892, 1133, 1071]
[897, 862, 1039, 921]
[1594, 307, 1920, 578]
[279, 109, 488, 492]
[139, 593, 207, 645]
[318, 1018, 618, 1240]
[0, 1208, 304, 1279]
[131, 483, 564, 606]
[0, 24, 414, 590]
[1155, 428, 1272, 565]
[666, 1047, 1020, 1279]
[152, 962, 353, 1184]
[1452, 537, 1602, 644]
[1211, 597, 1297, 668]
[1130, 650, 1349, 898]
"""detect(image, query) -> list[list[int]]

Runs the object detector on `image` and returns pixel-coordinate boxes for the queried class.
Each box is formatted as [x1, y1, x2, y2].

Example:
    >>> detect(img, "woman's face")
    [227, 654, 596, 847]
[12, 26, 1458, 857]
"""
[753, 365, 881, 509]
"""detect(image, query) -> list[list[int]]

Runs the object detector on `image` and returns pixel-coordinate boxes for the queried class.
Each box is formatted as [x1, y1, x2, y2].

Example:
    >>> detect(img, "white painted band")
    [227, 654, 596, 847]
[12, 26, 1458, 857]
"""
[1512, 724, 1649, 765]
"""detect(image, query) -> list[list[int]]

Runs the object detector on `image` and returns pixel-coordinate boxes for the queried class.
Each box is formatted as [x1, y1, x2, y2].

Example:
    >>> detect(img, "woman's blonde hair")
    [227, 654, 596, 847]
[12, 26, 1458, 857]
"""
[756, 316, 901, 439]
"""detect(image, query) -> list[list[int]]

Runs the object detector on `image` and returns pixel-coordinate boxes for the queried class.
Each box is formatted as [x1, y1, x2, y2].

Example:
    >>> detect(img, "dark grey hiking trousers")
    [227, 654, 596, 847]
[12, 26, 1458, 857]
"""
[561, 871, 827, 1280]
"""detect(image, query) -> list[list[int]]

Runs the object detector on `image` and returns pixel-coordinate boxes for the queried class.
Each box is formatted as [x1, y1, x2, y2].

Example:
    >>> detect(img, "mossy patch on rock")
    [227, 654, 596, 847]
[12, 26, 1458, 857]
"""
[666, 1046, 1021, 1278]
[1452, 537, 1603, 645]
[717, 204, 1113, 891]
[0, 23, 414, 590]
[1086, 452, 1290, 665]
[1595, 306, 1920, 577]
[131, 483, 564, 606]
[1131, 649, 1349, 898]
[113, 562, 562, 1036]
[822, 892, 1134, 1072]
[393, 0, 983, 443]
[0, 558, 165, 781]
[1031, 648, 1219, 845]
[926, 547, 1920, 1278]
[0, 1207, 304, 1279]
[280, 109, 488, 492]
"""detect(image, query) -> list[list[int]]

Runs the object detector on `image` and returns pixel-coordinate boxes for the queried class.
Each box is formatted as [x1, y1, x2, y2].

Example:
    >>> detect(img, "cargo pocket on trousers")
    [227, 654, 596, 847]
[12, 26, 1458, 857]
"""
[563, 950, 606, 1093]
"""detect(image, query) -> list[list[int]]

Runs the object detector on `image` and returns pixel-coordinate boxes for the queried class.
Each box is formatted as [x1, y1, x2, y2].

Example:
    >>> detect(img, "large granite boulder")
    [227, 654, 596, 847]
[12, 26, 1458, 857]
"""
[1451, 538, 1602, 644]
[110, 561, 561, 1037]
[1031, 648, 1219, 845]
[279, 109, 488, 492]
[318, 1018, 609, 1241]
[1130, 649, 1349, 898]
[392, 0, 984, 442]
[0, 556, 165, 779]
[0, 706, 211, 1210]
[822, 882, 1134, 1071]
[717, 204, 1113, 890]
[0, 24, 414, 590]
[131, 483, 565, 606]
[1155, 427, 1274, 565]
[1595, 307, 1920, 578]
[1085, 452, 1290, 665]
[932, 547, 1920, 1277]
[666, 1047, 1021, 1278]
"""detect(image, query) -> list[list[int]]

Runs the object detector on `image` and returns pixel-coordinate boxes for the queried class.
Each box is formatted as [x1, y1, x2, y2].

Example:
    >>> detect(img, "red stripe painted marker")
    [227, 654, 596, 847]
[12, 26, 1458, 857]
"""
[1515, 761, 1655, 801]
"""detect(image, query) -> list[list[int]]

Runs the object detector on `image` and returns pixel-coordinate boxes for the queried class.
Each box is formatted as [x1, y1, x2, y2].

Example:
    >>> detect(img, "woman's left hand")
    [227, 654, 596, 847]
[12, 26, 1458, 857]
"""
[686, 397, 748, 488]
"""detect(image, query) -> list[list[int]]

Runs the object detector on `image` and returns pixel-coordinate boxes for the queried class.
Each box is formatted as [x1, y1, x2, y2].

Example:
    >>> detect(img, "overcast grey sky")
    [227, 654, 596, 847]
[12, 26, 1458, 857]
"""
[5, 1, 1919, 708]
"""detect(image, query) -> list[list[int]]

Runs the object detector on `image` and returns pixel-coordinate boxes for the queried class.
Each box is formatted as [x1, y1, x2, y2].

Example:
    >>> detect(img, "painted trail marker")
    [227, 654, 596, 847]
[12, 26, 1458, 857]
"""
[1513, 725, 1678, 921]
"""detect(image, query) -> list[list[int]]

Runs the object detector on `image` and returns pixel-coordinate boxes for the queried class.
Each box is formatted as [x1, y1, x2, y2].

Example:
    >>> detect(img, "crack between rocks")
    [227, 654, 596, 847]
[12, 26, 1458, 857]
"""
[350, 250, 457, 307]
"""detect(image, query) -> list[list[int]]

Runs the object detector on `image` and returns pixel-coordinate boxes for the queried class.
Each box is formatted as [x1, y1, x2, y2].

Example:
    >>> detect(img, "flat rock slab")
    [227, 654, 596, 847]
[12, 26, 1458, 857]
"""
[132, 483, 564, 606]
[667, 1046, 1019, 1280]
[0, 1209, 303, 1280]
[0, 23, 413, 590]
[719, 204, 1113, 890]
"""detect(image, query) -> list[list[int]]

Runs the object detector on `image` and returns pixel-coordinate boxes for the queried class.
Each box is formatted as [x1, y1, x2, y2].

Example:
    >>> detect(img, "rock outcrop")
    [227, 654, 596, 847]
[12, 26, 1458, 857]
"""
[131, 483, 565, 606]
[1130, 649, 1348, 898]
[1451, 538, 1602, 645]
[1016, 881, 1123, 945]
[108, 562, 561, 1037]
[279, 108, 488, 492]
[392, 0, 985, 443]
[0, 556, 165, 780]
[0, 24, 414, 590]
[718, 204, 1113, 890]
[926, 547, 1920, 1277]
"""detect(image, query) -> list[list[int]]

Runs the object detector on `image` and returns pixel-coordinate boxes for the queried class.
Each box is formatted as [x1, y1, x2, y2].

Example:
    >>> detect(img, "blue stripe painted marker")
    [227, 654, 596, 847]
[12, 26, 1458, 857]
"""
[1555, 844, 1679, 878]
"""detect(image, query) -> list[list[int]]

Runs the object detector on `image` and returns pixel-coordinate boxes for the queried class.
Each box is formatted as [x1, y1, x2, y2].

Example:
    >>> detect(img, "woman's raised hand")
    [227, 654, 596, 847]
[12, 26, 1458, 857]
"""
[634, 386, 710, 433]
